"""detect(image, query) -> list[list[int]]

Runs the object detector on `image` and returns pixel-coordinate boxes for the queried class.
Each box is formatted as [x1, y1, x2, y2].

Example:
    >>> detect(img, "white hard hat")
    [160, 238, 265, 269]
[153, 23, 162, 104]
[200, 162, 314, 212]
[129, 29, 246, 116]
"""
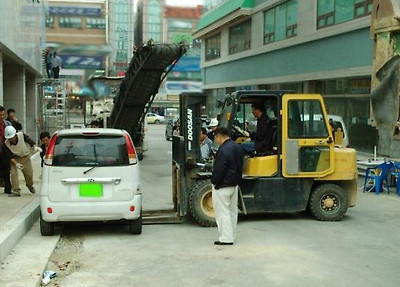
[5, 126, 16, 139]
[209, 118, 219, 127]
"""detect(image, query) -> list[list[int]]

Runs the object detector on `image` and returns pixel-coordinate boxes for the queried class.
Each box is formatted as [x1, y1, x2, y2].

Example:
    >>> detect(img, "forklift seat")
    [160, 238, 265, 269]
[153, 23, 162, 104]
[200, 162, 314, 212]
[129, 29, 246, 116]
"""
[243, 155, 278, 177]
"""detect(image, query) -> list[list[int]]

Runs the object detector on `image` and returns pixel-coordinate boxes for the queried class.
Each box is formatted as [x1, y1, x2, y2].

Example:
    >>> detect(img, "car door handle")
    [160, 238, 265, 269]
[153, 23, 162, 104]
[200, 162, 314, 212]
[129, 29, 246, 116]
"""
[62, 178, 122, 185]
[315, 140, 326, 145]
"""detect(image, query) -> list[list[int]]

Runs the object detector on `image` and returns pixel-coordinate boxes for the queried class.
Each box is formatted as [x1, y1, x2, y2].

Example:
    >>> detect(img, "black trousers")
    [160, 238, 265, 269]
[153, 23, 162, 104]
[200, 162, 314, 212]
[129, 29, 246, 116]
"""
[52, 66, 60, 79]
[0, 155, 11, 193]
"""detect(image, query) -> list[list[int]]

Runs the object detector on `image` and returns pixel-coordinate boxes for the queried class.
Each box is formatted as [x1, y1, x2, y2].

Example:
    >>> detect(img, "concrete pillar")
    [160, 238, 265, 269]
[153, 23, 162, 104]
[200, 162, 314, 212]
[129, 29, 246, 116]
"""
[3, 63, 26, 130]
[25, 72, 37, 141]
[0, 52, 3, 104]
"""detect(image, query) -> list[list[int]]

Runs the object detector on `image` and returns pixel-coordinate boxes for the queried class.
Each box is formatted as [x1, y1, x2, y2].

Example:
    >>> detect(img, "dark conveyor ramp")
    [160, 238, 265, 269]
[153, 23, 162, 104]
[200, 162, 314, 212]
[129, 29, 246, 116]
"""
[109, 41, 187, 136]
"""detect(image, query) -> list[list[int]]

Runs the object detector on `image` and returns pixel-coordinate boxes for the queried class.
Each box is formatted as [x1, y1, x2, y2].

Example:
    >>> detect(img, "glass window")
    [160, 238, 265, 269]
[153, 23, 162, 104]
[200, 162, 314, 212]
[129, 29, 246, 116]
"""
[264, 9, 275, 43]
[288, 100, 328, 138]
[354, 0, 373, 18]
[58, 17, 82, 29]
[317, 0, 372, 29]
[86, 18, 106, 29]
[205, 33, 221, 61]
[53, 136, 129, 167]
[264, 0, 298, 45]
[147, 0, 162, 42]
[335, 0, 354, 24]
[46, 16, 54, 28]
[229, 19, 251, 54]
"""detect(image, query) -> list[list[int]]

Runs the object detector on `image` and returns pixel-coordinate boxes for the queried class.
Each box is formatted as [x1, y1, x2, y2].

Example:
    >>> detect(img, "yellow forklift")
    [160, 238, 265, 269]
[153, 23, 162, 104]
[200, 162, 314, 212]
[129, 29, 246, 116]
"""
[177, 91, 357, 226]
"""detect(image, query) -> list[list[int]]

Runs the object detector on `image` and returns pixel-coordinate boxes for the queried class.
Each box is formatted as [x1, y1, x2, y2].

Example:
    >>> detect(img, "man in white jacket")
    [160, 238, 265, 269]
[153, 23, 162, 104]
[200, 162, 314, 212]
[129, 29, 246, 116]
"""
[4, 126, 40, 197]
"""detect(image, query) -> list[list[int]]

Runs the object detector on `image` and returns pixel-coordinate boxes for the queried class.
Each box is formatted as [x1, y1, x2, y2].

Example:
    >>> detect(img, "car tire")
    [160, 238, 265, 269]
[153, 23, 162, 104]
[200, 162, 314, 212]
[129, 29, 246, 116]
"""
[189, 180, 217, 227]
[129, 211, 142, 235]
[154, 120, 160, 124]
[40, 212, 54, 236]
[309, 184, 348, 221]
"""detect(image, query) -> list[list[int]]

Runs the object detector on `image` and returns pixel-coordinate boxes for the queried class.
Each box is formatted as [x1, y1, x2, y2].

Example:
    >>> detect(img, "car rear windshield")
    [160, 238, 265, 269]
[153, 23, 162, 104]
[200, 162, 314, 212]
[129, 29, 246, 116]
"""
[52, 135, 129, 167]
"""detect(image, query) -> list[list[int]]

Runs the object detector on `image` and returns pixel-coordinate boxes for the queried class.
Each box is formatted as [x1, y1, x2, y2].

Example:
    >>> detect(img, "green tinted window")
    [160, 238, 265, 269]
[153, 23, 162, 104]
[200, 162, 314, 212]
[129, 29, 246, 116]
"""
[317, 0, 372, 28]
[229, 19, 252, 54]
[275, 4, 287, 41]
[264, 0, 297, 44]
[317, 0, 334, 16]
[335, 0, 353, 24]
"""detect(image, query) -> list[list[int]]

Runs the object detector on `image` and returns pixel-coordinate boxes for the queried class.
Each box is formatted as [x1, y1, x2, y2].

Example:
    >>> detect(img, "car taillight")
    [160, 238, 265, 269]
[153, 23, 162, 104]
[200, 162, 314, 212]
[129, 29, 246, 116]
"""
[44, 134, 58, 166]
[124, 133, 137, 165]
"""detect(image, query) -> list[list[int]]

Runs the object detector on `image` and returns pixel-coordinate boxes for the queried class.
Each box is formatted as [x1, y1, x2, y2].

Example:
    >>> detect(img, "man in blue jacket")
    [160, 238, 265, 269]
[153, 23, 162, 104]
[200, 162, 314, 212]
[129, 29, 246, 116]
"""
[211, 127, 244, 245]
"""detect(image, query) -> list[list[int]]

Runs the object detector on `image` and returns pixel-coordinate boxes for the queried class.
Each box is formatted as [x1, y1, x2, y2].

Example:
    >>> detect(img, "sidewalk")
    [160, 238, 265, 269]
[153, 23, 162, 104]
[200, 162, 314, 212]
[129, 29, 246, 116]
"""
[0, 154, 42, 263]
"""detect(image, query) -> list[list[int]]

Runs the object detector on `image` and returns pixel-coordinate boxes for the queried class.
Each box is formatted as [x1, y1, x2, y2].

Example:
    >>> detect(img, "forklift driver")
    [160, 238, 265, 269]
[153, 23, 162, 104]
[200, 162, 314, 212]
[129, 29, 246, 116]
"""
[234, 103, 273, 155]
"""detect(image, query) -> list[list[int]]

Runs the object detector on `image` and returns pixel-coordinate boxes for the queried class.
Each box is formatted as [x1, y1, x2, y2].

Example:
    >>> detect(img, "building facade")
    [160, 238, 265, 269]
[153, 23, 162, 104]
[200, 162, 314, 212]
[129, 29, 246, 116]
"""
[163, 5, 203, 96]
[107, 0, 135, 76]
[0, 0, 46, 140]
[135, 0, 166, 46]
[46, 0, 111, 79]
[194, 0, 376, 152]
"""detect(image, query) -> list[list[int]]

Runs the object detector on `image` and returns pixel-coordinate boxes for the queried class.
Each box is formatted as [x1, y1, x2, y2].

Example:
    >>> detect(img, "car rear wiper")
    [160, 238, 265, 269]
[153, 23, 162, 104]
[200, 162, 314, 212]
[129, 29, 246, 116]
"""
[84, 163, 99, 174]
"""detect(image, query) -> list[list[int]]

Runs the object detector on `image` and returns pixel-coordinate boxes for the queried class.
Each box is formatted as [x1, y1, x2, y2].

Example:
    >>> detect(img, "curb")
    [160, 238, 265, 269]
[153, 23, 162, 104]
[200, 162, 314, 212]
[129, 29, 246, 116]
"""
[0, 197, 40, 263]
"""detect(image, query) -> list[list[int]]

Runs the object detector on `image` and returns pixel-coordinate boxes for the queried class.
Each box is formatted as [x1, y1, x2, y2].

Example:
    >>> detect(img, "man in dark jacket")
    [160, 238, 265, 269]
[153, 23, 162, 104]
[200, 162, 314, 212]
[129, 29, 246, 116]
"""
[211, 127, 244, 245]
[236, 103, 273, 155]
[6, 108, 23, 131]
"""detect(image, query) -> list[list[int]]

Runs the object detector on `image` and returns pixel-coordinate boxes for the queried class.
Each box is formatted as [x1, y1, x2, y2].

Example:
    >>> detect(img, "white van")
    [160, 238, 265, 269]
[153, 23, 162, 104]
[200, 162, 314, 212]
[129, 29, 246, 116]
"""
[40, 128, 142, 235]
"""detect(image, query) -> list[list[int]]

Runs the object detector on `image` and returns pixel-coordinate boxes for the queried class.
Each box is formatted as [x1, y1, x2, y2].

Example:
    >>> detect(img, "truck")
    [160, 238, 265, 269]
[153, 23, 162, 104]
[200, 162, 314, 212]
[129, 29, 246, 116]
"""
[108, 41, 358, 226]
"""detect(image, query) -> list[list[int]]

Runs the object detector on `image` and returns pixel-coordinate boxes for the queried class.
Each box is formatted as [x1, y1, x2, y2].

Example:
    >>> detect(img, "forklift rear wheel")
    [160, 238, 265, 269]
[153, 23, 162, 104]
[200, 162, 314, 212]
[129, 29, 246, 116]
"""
[309, 184, 348, 221]
[189, 180, 217, 227]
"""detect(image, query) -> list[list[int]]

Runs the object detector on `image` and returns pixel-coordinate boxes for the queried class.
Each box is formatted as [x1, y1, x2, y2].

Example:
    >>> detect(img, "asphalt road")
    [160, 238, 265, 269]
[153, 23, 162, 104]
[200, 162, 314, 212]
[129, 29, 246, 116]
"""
[46, 124, 400, 287]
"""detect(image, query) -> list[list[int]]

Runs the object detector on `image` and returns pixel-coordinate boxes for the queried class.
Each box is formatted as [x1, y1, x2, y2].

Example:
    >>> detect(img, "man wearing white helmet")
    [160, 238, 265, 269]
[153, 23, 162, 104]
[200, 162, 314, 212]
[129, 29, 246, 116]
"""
[207, 118, 219, 142]
[4, 126, 40, 197]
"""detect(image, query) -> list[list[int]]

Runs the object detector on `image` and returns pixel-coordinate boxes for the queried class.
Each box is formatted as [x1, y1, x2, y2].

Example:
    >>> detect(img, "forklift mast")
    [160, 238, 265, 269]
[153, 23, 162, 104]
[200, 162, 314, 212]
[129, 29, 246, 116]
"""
[171, 93, 206, 217]
[177, 92, 206, 164]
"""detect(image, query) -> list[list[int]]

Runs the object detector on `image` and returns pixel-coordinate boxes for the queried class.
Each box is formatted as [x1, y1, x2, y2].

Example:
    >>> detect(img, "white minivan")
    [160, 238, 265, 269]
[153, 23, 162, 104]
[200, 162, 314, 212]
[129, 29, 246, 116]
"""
[40, 128, 142, 236]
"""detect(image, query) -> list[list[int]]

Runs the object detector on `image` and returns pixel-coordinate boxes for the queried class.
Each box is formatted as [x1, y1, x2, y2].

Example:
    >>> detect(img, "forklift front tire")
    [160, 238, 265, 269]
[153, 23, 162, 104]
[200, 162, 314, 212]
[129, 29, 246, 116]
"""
[309, 183, 348, 221]
[189, 180, 217, 227]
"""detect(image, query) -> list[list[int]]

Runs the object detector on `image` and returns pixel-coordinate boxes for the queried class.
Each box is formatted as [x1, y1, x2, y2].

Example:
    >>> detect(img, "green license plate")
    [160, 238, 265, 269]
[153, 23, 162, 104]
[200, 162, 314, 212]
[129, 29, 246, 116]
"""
[79, 183, 103, 197]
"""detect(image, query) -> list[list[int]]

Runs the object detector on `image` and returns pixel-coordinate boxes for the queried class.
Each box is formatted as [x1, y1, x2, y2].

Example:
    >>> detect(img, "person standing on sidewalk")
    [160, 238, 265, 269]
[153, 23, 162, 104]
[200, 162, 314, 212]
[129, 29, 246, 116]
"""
[211, 127, 244, 246]
[0, 106, 12, 194]
[39, 132, 51, 167]
[4, 126, 40, 197]
[6, 108, 23, 131]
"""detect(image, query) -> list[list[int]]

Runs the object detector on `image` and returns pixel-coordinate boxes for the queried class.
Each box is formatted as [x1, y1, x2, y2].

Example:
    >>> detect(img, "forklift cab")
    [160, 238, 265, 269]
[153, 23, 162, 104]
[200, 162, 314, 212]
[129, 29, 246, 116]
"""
[218, 91, 335, 179]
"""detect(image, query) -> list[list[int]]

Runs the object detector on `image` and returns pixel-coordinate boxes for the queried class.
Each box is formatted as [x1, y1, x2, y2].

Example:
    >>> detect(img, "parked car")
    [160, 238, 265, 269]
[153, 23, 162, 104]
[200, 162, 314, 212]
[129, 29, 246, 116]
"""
[40, 128, 142, 236]
[146, 113, 165, 124]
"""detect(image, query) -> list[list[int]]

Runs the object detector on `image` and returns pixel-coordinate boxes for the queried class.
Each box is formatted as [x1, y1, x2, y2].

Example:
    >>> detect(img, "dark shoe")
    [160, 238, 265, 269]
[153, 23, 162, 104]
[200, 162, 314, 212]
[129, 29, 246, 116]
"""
[8, 193, 21, 197]
[214, 241, 233, 246]
[28, 186, 36, 194]
[4, 190, 12, 194]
